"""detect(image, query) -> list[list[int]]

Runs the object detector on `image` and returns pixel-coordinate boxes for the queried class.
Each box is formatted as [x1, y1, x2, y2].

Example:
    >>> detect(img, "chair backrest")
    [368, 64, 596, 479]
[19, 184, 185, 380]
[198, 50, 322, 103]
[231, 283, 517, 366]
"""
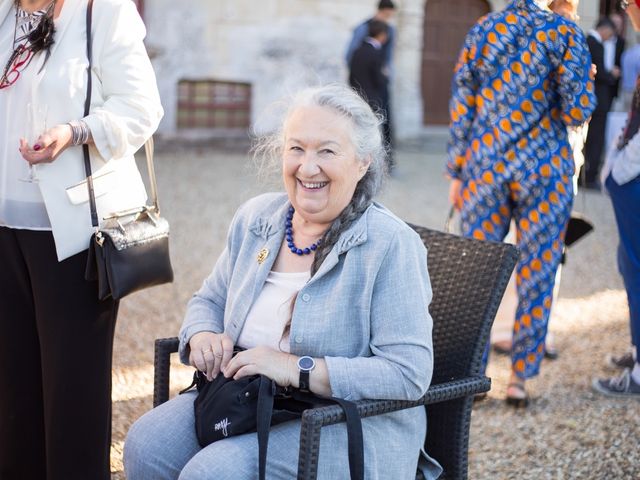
[409, 225, 518, 385]
[409, 225, 517, 479]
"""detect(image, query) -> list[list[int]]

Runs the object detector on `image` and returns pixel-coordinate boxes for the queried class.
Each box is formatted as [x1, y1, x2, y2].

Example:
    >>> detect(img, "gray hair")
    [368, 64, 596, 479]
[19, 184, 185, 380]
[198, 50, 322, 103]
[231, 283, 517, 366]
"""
[252, 83, 388, 275]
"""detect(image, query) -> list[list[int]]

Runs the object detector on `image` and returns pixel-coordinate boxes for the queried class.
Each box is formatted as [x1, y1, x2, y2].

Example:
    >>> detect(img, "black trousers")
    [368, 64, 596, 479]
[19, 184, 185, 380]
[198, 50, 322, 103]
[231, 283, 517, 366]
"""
[583, 109, 608, 185]
[0, 227, 118, 480]
[381, 83, 394, 169]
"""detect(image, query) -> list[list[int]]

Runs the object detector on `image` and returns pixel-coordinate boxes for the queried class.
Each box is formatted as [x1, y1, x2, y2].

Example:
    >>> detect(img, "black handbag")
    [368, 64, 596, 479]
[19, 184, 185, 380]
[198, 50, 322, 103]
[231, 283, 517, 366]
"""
[181, 369, 364, 480]
[81, 0, 173, 300]
[564, 212, 594, 247]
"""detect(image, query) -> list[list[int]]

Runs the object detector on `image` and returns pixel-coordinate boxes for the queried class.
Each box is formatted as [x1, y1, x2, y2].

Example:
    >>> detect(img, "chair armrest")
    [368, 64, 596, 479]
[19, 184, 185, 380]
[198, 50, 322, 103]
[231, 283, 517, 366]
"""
[153, 337, 179, 407]
[303, 375, 489, 427]
[296, 376, 490, 480]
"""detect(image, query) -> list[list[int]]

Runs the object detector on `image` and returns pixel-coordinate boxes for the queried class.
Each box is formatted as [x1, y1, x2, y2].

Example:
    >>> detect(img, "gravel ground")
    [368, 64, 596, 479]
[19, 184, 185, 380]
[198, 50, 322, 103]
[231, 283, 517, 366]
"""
[110, 137, 638, 479]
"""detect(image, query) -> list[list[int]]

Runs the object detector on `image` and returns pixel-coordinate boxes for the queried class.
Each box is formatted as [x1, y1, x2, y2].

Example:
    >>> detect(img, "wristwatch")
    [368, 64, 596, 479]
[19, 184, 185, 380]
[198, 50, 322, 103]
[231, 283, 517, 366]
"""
[297, 356, 316, 391]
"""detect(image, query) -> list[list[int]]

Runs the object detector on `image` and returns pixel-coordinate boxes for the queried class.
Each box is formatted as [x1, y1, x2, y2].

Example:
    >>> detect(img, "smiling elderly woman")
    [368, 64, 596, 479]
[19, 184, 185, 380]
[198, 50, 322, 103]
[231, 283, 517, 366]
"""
[124, 84, 442, 480]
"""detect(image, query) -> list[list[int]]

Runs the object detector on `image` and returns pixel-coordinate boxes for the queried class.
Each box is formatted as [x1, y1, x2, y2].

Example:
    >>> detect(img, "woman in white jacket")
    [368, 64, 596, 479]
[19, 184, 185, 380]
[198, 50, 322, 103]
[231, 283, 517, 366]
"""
[0, 0, 162, 478]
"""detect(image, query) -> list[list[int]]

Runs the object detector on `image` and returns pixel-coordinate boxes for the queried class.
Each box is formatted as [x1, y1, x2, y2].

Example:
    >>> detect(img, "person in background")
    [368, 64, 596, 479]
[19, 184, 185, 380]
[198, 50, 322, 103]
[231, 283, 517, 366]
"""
[492, 0, 598, 365]
[0, 0, 163, 479]
[124, 84, 442, 480]
[447, 0, 596, 407]
[620, 35, 640, 110]
[584, 18, 621, 188]
[346, 0, 396, 168]
[592, 76, 640, 399]
[349, 21, 389, 137]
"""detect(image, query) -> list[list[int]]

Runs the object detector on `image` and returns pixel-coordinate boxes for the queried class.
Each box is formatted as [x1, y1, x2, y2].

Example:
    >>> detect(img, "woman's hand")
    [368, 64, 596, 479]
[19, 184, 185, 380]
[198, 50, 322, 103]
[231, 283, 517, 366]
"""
[448, 178, 463, 211]
[222, 346, 297, 387]
[188, 332, 234, 381]
[19, 124, 73, 165]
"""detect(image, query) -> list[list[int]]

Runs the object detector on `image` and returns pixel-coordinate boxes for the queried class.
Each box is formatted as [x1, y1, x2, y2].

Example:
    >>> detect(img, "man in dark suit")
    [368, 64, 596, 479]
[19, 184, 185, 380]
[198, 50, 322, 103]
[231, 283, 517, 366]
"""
[346, 1, 396, 167]
[584, 18, 621, 188]
[610, 12, 626, 100]
[349, 20, 392, 168]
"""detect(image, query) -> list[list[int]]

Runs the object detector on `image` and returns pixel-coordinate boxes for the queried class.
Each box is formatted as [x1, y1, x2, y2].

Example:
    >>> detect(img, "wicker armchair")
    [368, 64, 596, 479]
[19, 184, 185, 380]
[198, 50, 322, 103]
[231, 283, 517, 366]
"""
[152, 225, 518, 479]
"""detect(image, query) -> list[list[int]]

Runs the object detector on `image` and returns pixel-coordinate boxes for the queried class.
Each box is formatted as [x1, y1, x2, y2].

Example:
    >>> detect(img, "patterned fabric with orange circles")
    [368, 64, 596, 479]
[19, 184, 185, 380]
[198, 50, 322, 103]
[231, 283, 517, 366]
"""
[458, 167, 573, 379]
[446, 0, 596, 185]
[444, 0, 596, 380]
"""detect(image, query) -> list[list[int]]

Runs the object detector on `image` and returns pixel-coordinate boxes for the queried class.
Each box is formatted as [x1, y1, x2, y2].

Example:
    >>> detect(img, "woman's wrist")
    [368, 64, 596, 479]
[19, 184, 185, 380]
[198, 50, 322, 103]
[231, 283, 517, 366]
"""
[67, 119, 91, 146]
[287, 354, 299, 388]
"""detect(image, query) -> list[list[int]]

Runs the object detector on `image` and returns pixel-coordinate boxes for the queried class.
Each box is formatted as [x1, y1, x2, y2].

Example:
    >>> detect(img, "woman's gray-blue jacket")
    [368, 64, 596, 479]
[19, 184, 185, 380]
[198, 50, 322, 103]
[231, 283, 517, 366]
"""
[179, 192, 442, 478]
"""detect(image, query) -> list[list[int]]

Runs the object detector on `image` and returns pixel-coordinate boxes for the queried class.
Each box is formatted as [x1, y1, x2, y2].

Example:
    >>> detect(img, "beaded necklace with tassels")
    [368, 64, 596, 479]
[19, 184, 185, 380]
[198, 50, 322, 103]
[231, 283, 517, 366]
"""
[0, 0, 56, 89]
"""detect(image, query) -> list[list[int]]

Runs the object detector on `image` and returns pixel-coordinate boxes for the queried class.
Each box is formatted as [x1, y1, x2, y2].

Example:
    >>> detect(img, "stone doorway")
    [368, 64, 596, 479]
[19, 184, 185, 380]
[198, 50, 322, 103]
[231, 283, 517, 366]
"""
[421, 0, 491, 125]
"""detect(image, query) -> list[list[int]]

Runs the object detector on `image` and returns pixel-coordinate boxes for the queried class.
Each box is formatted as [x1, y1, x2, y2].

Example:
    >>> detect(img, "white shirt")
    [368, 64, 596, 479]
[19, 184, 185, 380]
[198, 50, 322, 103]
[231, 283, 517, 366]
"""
[365, 37, 382, 50]
[604, 36, 617, 73]
[0, 6, 59, 230]
[237, 270, 310, 353]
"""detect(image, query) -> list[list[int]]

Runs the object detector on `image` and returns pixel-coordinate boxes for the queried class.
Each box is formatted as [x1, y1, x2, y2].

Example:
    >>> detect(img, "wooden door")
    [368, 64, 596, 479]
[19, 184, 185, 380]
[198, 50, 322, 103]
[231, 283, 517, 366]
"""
[421, 0, 490, 125]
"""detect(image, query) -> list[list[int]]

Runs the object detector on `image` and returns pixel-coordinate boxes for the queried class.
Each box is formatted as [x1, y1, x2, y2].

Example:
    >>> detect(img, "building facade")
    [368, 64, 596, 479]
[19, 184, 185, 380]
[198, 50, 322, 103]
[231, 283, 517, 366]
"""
[142, 0, 600, 141]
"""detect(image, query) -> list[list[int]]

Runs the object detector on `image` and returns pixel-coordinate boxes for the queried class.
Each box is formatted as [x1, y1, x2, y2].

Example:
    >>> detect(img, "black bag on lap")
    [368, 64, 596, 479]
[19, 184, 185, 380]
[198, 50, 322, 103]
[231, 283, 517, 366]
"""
[181, 368, 364, 480]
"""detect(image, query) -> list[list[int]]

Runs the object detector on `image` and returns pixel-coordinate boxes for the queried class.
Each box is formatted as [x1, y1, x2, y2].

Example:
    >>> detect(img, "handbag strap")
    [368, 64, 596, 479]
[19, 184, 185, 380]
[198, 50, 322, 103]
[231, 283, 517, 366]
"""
[82, 0, 160, 228]
[444, 205, 455, 233]
[82, 0, 97, 227]
[256, 377, 364, 480]
[256, 377, 273, 480]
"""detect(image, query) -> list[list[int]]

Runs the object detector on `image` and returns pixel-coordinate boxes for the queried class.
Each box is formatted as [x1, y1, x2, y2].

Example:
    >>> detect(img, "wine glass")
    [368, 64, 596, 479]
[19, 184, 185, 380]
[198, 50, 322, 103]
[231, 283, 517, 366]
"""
[19, 102, 48, 183]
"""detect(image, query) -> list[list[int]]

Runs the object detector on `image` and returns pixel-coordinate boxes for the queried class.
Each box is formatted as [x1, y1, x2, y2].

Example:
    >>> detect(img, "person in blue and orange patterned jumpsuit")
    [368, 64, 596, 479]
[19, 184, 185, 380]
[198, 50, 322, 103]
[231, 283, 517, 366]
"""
[446, 0, 596, 407]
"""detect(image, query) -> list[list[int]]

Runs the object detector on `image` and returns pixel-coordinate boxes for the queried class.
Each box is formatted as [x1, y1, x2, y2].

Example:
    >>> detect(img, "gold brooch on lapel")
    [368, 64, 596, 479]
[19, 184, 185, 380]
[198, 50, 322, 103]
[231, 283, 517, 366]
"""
[257, 248, 269, 265]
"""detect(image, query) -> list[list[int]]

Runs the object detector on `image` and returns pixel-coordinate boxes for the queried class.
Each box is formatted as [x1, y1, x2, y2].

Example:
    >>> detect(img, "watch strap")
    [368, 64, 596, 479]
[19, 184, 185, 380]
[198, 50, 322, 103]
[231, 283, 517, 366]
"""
[299, 370, 310, 391]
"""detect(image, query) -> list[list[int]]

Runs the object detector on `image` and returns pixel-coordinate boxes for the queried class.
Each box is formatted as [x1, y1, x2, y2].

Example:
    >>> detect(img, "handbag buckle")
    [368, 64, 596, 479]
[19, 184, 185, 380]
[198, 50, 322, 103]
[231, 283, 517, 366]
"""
[95, 231, 105, 247]
[144, 207, 160, 227]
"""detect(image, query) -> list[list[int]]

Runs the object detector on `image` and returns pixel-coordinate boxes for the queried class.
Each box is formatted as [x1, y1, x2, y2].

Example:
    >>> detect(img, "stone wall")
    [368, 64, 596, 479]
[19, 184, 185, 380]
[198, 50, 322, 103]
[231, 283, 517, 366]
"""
[144, 0, 426, 139]
[143, 0, 602, 141]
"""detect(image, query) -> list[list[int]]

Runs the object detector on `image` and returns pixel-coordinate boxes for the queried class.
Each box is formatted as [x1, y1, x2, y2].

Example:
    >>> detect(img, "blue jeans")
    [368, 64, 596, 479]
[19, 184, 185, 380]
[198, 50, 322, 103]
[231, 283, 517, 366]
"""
[124, 391, 300, 480]
[606, 174, 640, 361]
[124, 391, 440, 480]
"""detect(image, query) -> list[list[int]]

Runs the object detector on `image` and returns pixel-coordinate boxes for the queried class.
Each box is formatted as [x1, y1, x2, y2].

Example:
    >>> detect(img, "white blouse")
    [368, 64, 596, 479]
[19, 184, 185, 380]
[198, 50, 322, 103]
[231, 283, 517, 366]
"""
[236, 270, 310, 353]
[0, 6, 68, 230]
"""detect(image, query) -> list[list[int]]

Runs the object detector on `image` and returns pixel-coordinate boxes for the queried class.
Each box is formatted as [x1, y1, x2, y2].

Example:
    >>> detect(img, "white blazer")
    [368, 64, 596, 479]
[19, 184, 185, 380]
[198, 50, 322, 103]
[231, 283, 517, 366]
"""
[0, 0, 163, 260]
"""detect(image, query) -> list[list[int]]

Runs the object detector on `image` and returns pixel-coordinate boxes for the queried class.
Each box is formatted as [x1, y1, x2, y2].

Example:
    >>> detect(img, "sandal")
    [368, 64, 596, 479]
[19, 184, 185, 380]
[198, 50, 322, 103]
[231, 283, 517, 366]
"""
[544, 345, 559, 360]
[473, 392, 488, 403]
[492, 342, 511, 356]
[505, 382, 529, 408]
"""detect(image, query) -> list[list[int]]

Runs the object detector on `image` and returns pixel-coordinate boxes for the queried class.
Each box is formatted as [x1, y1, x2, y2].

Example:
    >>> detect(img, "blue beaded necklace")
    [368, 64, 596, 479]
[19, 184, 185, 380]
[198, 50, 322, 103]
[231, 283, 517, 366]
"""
[286, 206, 322, 255]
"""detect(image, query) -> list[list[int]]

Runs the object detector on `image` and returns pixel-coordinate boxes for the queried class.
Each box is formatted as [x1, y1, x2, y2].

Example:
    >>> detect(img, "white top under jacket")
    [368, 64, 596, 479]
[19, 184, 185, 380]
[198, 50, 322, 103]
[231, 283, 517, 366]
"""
[0, 4, 53, 229]
[237, 270, 309, 353]
[0, 0, 163, 260]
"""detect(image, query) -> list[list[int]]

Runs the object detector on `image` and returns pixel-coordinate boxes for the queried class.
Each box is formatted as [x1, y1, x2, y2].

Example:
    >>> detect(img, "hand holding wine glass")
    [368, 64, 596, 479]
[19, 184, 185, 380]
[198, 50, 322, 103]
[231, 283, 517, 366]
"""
[19, 102, 47, 182]
[19, 103, 73, 179]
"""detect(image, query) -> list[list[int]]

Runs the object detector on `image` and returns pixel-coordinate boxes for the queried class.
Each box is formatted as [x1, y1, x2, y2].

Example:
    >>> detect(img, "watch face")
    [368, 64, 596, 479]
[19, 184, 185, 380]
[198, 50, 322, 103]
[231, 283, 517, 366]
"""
[298, 356, 315, 371]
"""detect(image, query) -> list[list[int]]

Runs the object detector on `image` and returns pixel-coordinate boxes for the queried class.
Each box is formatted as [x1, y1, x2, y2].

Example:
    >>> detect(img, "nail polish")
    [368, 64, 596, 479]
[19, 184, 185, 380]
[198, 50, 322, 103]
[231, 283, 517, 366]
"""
[33, 144, 42, 151]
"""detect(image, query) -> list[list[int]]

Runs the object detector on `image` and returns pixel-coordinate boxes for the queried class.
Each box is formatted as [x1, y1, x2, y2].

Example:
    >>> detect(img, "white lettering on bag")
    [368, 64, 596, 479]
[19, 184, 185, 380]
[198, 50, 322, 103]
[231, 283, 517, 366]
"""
[214, 418, 231, 437]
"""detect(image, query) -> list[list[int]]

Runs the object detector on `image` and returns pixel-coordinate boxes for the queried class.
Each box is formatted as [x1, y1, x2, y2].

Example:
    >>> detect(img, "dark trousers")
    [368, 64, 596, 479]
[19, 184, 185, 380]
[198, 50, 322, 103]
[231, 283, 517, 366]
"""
[0, 227, 118, 480]
[381, 83, 394, 169]
[583, 109, 608, 185]
[606, 174, 640, 361]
